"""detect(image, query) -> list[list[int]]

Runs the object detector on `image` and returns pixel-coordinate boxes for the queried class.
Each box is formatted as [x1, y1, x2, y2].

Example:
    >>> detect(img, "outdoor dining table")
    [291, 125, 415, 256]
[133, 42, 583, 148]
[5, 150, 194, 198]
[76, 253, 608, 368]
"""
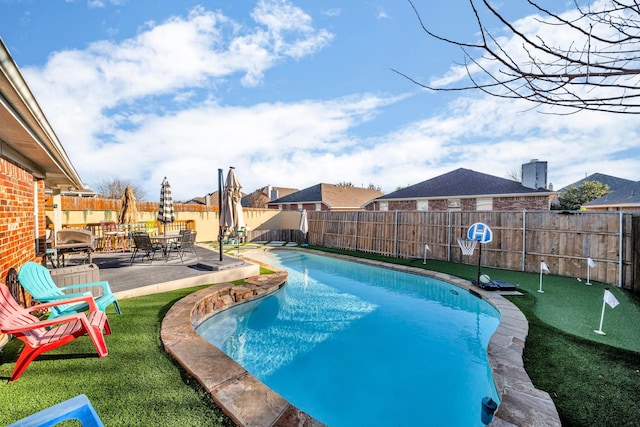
[151, 234, 180, 261]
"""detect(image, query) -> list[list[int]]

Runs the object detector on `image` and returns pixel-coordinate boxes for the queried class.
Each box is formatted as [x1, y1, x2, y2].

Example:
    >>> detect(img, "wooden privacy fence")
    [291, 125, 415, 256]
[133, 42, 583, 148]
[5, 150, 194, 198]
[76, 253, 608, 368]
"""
[306, 210, 637, 292]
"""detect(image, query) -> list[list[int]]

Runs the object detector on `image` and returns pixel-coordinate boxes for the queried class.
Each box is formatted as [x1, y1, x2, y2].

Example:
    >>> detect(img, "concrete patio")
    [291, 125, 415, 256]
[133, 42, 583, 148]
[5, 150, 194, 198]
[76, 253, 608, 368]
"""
[54, 243, 260, 299]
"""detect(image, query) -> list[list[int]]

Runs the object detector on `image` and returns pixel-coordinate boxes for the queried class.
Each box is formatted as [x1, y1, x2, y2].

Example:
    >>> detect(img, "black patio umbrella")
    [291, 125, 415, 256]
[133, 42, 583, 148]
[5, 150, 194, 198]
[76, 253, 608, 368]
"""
[157, 177, 175, 235]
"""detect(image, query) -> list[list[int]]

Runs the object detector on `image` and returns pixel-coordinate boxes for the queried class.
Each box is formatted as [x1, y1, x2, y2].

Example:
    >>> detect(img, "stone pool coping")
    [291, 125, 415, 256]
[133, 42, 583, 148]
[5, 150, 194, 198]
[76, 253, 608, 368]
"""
[161, 249, 561, 427]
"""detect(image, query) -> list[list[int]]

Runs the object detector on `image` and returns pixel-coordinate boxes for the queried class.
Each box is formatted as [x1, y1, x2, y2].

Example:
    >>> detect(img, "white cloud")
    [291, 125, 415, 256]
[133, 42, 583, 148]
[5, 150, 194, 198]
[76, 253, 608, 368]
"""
[21, 1, 339, 199]
[18, 0, 640, 201]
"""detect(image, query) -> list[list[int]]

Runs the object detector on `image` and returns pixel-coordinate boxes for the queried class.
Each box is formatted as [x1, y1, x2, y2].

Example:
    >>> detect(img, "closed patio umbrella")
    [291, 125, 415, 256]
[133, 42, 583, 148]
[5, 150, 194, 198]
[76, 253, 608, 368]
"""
[219, 167, 245, 258]
[299, 209, 308, 245]
[118, 185, 138, 225]
[157, 177, 175, 235]
[118, 185, 138, 250]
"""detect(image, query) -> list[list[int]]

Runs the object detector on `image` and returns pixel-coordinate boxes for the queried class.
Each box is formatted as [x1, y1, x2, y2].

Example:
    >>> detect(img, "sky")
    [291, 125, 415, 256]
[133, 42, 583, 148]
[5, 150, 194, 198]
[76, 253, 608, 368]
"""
[1, 0, 638, 201]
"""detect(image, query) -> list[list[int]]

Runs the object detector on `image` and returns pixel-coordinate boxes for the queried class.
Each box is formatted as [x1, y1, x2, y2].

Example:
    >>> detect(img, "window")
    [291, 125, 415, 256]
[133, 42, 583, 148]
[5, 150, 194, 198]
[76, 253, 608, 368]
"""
[447, 199, 460, 210]
[315, 203, 321, 211]
[476, 198, 493, 211]
[417, 200, 428, 211]
[379, 201, 388, 211]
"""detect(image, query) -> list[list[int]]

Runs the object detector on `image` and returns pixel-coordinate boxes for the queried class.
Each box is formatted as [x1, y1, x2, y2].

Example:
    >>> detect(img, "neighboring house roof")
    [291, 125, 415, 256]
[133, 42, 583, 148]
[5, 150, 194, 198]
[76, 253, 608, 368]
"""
[559, 173, 634, 192]
[185, 197, 207, 205]
[241, 186, 298, 207]
[377, 168, 553, 200]
[584, 181, 640, 207]
[185, 191, 230, 207]
[269, 183, 383, 209]
[0, 39, 84, 190]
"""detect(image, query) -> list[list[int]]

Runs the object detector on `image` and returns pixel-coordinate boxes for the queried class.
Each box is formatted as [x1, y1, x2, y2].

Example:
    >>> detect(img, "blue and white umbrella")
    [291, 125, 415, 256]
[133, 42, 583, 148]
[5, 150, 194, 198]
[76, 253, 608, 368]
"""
[157, 177, 175, 235]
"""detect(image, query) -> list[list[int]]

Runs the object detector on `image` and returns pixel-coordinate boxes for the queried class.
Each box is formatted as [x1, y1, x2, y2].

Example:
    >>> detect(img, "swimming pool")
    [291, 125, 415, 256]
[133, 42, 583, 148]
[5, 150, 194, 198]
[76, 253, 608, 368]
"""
[197, 250, 501, 426]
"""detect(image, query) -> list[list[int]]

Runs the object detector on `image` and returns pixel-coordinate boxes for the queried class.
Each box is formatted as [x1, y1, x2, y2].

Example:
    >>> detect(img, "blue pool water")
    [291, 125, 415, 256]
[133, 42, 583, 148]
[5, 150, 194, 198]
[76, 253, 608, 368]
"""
[196, 250, 501, 426]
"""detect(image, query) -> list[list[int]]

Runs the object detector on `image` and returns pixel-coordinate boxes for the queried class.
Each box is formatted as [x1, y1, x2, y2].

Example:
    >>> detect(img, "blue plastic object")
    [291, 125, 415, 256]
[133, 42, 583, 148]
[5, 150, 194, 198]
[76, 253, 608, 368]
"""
[481, 396, 498, 425]
[17, 261, 121, 318]
[8, 394, 104, 427]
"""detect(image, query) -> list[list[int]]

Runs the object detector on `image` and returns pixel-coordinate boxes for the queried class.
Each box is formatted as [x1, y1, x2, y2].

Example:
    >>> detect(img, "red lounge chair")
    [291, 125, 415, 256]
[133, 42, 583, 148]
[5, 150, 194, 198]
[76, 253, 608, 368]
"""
[0, 284, 111, 382]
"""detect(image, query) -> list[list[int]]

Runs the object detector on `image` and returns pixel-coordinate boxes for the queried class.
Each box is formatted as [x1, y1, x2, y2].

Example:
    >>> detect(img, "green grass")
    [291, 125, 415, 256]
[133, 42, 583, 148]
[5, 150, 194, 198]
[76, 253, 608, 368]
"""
[510, 292, 640, 427]
[0, 286, 234, 426]
[1, 248, 639, 426]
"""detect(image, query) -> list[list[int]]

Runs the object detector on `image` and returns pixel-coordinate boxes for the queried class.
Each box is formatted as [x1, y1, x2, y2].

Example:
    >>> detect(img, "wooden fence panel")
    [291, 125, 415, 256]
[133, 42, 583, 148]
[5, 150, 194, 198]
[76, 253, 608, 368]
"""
[307, 210, 635, 290]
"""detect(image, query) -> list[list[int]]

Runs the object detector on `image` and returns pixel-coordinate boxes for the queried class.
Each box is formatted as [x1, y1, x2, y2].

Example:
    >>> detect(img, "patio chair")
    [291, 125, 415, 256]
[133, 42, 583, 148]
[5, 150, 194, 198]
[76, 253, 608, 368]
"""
[7, 394, 104, 426]
[17, 262, 121, 318]
[0, 283, 111, 382]
[130, 231, 162, 264]
[170, 230, 198, 263]
[100, 221, 125, 253]
[45, 228, 58, 268]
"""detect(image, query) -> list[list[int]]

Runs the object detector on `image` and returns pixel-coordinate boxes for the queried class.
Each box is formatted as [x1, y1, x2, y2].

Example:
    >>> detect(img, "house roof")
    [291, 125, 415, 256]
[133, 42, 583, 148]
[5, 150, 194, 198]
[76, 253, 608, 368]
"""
[269, 183, 383, 209]
[241, 186, 298, 207]
[559, 173, 635, 192]
[584, 181, 640, 207]
[0, 38, 84, 190]
[377, 168, 553, 200]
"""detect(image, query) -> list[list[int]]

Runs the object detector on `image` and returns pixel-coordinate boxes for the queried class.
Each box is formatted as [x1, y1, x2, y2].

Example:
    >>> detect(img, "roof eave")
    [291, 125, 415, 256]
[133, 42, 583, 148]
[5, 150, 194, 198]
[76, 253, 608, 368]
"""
[0, 38, 84, 191]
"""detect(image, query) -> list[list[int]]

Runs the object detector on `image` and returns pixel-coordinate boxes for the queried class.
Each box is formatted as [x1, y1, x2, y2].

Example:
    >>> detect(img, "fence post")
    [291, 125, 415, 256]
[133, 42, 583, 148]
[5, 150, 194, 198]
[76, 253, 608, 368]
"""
[522, 210, 527, 272]
[394, 210, 399, 258]
[619, 212, 623, 287]
[321, 211, 326, 246]
[355, 211, 359, 252]
[447, 210, 452, 261]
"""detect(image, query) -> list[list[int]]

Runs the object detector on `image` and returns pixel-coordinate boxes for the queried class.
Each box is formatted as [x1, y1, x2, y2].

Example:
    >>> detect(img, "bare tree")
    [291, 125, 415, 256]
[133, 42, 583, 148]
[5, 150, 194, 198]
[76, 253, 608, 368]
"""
[400, 0, 640, 114]
[506, 169, 522, 182]
[92, 177, 145, 200]
[246, 189, 270, 208]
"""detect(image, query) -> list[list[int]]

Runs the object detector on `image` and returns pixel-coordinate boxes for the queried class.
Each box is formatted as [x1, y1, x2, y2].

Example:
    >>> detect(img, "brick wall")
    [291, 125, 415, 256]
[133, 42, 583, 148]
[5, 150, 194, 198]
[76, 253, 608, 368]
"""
[493, 195, 551, 210]
[427, 200, 448, 211]
[0, 158, 41, 289]
[369, 196, 550, 211]
[387, 200, 417, 210]
[461, 199, 476, 210]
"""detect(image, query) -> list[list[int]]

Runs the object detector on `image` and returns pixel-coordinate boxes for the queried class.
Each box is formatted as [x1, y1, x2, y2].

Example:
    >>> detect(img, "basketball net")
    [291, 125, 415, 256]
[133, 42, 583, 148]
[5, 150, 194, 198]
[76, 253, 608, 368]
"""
[457, 237, 478, 256]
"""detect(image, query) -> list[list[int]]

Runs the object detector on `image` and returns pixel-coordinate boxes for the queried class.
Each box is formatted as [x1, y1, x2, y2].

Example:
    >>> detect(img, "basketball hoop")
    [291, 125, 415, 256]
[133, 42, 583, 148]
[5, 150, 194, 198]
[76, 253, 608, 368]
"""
[457, 237, 478, 256]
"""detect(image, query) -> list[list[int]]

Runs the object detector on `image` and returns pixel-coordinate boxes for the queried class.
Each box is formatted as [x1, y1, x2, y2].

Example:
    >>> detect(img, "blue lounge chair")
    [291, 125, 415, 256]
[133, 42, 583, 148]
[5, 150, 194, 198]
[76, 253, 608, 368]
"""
[7, 394, 104, 426]
[17, 262, 121, 318]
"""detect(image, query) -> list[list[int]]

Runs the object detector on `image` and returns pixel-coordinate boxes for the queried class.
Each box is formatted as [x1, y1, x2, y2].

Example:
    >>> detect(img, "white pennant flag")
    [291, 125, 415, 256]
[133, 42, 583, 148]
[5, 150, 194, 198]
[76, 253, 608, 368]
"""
[588, 258, 596, 268]
[604, 289, 619, 309]
[540, 261, 550, 273]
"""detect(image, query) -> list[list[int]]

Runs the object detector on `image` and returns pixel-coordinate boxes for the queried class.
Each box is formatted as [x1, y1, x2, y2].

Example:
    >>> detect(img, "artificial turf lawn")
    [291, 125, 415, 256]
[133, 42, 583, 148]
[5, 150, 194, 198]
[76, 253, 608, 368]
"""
[0, 286, 234, 426]
[1, 248, 638, 426]
[511, 292, 640, 427]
